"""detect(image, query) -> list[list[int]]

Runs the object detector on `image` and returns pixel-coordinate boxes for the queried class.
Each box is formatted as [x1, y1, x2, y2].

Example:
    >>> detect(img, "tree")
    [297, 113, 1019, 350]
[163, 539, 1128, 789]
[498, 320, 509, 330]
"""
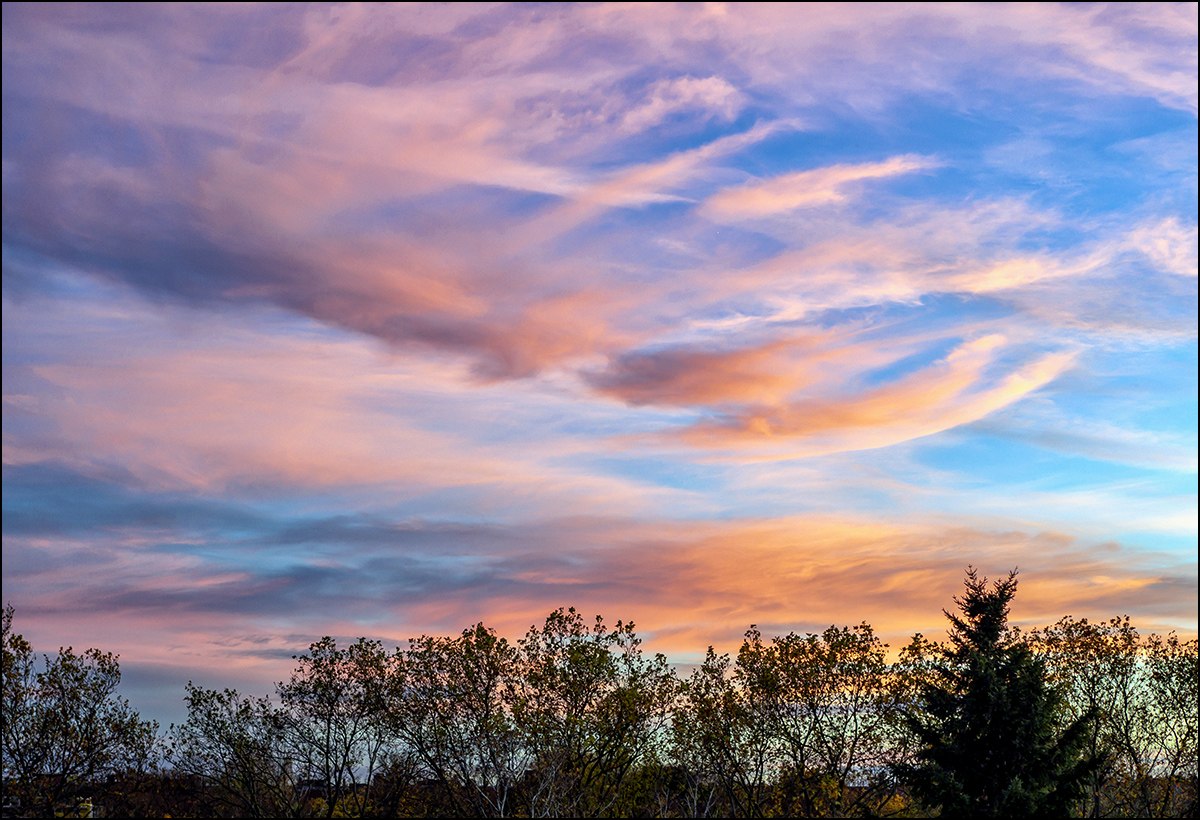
[275, 636, 398, 819]
[1030, 616, 1199, 818]
[1142, 631, 1198, 818]
[1030, 615, 1147, 817]
[394, 622, 528, 817]
[1, 604, 159, 818]
[763, 623, 899, 817]
[898, 568, 1100, 817]
[670, 639, 777, 818]
[511, 608, 676, 818]
[167, 683, 302, 818]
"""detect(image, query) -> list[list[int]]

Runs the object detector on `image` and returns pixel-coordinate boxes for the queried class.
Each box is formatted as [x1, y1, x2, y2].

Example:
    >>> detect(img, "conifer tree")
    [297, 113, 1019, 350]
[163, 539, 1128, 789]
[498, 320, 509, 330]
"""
[898, 568, 1101, 818]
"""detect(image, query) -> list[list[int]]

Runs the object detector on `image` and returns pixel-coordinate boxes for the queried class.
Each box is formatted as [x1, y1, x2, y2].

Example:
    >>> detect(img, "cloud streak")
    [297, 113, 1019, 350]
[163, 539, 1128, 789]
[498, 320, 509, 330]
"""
[676, 339, 1077, 456]
[5, 480, 1194, 672]
[702, 155, 936, 220]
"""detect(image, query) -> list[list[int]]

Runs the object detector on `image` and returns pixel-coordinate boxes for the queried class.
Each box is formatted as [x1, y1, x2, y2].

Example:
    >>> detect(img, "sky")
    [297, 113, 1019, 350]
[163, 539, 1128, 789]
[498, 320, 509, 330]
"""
[2, 2, 1197, 727]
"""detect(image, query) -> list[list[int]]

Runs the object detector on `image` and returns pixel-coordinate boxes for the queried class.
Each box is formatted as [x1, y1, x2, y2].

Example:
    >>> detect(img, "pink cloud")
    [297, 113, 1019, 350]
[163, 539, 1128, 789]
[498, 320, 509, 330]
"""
[702, 155, 936, 220]
[5, 515, 1193, 704]
[586, 337, 814, 407]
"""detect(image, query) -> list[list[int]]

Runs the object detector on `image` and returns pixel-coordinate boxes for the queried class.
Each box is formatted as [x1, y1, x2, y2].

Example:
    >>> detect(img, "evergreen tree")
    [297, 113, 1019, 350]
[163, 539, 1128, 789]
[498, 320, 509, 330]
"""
[898, 568, 1101, 818]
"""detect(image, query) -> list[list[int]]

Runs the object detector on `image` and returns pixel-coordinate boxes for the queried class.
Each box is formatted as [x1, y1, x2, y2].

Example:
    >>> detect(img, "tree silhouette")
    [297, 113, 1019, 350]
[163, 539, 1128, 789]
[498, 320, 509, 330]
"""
[898, 567, 1101, 817]
[2, 605, 158, 818]
[7, 588, 1194, 818]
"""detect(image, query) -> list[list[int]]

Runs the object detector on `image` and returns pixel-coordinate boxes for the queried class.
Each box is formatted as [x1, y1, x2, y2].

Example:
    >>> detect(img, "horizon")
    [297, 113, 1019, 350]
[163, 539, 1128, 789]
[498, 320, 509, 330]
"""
[2, 2, 1197, 730]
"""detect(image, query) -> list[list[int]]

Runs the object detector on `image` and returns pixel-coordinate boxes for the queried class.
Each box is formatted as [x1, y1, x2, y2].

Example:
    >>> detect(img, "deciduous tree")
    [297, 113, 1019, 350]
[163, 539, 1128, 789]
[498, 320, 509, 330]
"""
[276, 636, 398, 818]
[394, 622, 527, 817]
[671, 639, 776, 818]
[511, 608, 676, 818]
[1, 604, 158, 818]
[764, 623, 897, 817]
[167, 683, 301, 818]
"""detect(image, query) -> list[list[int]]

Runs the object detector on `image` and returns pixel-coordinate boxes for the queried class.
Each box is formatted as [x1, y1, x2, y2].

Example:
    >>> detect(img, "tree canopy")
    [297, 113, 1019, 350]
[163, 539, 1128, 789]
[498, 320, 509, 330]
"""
[3, 571, 1196, 818]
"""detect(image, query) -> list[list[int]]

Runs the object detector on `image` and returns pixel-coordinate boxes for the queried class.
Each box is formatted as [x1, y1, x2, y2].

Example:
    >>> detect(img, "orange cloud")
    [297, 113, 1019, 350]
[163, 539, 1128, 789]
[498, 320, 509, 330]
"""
[607, 520, 1198, 653]
[9, 516, 1191, 694]
[669, 337, 1075, 456]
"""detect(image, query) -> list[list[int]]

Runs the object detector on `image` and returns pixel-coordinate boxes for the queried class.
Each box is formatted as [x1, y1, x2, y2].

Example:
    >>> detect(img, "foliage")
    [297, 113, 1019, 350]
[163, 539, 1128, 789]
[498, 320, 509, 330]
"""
[761, 622, 897, 817]
[276, 636, 401, 819]
[670, 643, 774, 818]
[897, 568, 1101, 818]
[1, 604, 159, 819]
[511, 607, 677, 817]
[4, 576, 1197, 818]
[393, 622, 525, 817]
[1031, 616, 1199, 817]
[167, 682, 300, 817]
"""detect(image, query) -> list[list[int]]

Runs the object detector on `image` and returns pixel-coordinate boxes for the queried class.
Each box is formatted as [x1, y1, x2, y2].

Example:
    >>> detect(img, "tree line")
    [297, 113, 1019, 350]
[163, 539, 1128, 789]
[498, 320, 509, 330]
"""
[2, 568, 1196, 818]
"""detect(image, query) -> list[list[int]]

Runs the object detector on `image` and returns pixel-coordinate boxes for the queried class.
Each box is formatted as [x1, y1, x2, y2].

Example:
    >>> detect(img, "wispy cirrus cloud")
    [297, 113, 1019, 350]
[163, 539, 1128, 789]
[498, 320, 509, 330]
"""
[702, 154, 936, 220]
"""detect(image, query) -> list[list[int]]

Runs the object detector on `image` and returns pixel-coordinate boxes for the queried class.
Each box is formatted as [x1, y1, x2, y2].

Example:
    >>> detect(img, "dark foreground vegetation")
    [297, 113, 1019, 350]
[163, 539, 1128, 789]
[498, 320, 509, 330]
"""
[3, 569, 1197, 818]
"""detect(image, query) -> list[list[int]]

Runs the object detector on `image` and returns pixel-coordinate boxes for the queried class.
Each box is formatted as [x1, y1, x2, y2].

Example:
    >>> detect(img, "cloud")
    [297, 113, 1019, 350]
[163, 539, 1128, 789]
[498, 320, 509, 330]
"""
[967, 404, 1199, 474]
[3, 4, 1193, 386]
[677, 337, 1076, 456]
[1125, 217, 1199, 278]
[582, 326, 1079, 459]
[585, 337, 810, 407]
[1002, 2, 1199, 114]
[1, 462, 267, 537]
[619, 75, 743, 134]
[1, 276, 703, 518]
[702, 155, 935, 220]
[5, 498, 1194, 681]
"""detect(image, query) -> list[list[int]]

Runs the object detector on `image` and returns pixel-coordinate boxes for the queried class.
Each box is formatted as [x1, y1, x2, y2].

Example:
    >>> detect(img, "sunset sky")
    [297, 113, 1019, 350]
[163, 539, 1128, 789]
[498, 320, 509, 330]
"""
[3, 3, 1197, 726]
